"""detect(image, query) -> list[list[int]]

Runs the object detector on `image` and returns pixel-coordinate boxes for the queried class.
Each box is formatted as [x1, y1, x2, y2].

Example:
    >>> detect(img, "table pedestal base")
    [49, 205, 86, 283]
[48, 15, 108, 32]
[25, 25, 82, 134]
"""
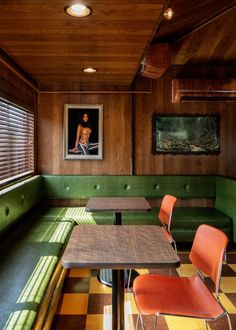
[97, 269, 139, 288]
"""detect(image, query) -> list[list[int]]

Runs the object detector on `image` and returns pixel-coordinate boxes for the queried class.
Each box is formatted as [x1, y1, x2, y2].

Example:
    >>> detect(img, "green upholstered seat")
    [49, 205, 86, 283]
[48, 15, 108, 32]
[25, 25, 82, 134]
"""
[28, 206, 68, 220]
[215, 176, 236, 242]
[0, 240, 61, 329]
[0, 203, 73, 329]
[171, 207, 232, 242]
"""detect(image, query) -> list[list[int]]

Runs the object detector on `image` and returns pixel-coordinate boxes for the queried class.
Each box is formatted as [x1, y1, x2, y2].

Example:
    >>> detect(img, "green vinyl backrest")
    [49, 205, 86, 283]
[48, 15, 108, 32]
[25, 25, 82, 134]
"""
[215, 176, 236, 241]
[42, 175, 215, 199]
[0, 175, 42, 233]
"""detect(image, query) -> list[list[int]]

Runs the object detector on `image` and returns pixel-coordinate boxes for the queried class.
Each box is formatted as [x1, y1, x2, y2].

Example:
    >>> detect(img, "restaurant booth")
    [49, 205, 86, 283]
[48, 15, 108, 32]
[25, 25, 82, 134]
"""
[1, 1, 236, 329]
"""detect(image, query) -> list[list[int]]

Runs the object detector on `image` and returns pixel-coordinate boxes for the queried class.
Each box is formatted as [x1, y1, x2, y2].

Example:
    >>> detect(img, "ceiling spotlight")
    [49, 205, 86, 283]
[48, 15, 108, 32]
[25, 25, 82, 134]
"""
[164, 8, 174, 20]
[82, 67, 97, 73]
[64, 3, 92, 17]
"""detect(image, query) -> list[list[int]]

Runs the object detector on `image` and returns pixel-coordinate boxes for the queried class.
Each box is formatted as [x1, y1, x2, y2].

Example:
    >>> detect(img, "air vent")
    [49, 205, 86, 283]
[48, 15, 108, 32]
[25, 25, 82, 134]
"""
[172, 79, 236, 102]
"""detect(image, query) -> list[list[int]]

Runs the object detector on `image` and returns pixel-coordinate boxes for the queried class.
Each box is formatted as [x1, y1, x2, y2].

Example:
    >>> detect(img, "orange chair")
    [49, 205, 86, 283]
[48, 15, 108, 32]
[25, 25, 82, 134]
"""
[127, 194, 177, 291]
[133, 224, 232, 330]
[158, 194, 177, 253]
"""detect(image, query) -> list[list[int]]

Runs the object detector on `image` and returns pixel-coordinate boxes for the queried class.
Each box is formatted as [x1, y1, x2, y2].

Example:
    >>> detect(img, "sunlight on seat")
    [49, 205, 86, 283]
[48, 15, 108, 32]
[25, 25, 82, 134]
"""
[17, 256, 57, 303]
[62, 207, 96, 224]
[49, 222, 72, 243]
[3, 310, 36, 330]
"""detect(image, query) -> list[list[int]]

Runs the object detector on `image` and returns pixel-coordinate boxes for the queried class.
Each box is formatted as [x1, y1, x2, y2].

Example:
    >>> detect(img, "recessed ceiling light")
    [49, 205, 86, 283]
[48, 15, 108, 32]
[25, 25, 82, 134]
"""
[163, 8, 174, 20]
[82, 67, 97, 73]
[64, 3, 92, 17]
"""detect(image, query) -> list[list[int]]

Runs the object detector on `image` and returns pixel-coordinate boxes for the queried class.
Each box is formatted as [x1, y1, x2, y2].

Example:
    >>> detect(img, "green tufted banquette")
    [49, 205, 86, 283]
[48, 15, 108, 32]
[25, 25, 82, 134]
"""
[0, 174, 235, 329]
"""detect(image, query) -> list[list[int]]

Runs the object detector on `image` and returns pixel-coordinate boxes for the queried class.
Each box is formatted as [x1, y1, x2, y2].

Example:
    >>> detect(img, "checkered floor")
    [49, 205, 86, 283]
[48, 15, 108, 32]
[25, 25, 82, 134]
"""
[51, 250, 236, 330]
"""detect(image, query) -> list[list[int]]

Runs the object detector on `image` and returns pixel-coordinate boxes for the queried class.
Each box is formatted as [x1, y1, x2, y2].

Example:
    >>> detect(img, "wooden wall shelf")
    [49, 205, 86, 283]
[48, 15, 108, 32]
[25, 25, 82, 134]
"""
[172, 79, 236, 102]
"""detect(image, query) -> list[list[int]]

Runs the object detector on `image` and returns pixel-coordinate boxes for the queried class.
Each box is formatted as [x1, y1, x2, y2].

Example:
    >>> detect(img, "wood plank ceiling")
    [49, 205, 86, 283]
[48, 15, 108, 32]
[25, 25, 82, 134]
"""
[1, 0, 236, 90]
[0, 0, 166, 89]
[154, 0, 236, 65]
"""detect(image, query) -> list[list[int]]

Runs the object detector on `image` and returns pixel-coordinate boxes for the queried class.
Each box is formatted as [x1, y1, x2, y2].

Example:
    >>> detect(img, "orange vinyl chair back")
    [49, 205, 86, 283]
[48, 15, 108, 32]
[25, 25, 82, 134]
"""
[190, 224, 228, 295]
[158, 194, 177, 252]
[158, 194, 177, 231]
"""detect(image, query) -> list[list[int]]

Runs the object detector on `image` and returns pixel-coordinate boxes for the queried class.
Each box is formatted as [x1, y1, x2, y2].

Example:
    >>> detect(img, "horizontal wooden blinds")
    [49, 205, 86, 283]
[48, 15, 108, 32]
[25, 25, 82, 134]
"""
[0, 97, 34, 186]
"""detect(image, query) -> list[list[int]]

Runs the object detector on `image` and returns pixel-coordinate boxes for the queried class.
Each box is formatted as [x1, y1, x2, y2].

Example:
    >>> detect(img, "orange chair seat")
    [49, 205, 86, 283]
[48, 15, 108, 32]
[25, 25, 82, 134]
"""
[133, 273, 225, 319]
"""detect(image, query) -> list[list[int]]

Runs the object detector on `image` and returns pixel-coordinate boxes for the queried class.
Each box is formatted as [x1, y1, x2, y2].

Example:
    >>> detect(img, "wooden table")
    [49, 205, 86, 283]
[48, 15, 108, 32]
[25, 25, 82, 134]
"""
[62, 225, 180, 330]
[86, 197, 152, 225]
[86, 197, 152, 286]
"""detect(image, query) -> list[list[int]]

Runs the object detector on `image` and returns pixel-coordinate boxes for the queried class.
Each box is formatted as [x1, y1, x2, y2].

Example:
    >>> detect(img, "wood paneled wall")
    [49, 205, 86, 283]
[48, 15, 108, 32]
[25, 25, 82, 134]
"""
[1, 56, 236, 177]
[0, 60, 37, 111]
[38, 93, 132, 174]
[2, 58, 233, 177]
[133, 66, 236, 177]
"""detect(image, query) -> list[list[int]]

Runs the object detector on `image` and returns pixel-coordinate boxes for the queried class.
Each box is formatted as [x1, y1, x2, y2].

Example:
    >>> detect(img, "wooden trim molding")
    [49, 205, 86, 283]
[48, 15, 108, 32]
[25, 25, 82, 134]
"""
[172, 79, 236, 102]
[0, 49, 39, 92]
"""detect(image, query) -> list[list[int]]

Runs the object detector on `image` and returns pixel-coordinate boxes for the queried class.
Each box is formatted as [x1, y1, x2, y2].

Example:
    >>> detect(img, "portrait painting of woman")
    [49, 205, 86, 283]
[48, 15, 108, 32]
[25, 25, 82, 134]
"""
[64, 104, 103, 159]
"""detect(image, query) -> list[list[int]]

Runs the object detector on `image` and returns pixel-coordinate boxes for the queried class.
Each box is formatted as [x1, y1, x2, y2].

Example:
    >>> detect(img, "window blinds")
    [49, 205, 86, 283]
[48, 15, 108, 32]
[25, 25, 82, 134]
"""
[0, 97, 34, 186]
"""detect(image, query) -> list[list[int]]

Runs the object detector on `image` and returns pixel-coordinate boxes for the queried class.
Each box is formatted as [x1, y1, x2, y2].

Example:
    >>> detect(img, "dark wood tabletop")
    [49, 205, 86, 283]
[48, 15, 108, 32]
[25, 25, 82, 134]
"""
[62, 224, 180, 330]
[62, 225, 180, 269]
[85, 197, 151, 213]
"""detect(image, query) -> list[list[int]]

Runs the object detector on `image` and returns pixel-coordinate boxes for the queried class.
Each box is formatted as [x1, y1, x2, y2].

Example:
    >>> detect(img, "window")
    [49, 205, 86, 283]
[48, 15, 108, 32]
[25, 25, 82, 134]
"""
[0, 97, 34, 186]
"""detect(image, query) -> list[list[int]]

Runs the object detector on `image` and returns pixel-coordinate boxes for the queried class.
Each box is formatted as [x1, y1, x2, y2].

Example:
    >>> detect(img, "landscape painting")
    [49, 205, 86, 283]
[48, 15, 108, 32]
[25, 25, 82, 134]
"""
[152, 114, 220, 154]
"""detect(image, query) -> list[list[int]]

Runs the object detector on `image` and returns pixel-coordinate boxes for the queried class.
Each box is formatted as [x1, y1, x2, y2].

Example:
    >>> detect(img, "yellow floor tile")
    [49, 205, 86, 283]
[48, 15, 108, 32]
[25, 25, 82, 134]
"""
[229, 264, 236, 272]
[165, 315, 206, 330]
[219, 293, 236, 313]
[220, 277, 236, 293]
[86, 311, 137, 330]
[86, 314, 112, 330]
[57, 293, 88, 314]
[68, 268, 91, 277]
[89, 277, 112, 294]
[178, 264, 197, 277]
[135, 269, 149, 275]
[125, 293, 138, 314]
[125, 314, 137, 330]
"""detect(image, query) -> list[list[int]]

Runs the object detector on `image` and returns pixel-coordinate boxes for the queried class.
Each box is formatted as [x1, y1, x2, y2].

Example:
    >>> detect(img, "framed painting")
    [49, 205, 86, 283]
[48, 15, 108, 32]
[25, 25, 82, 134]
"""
[64, 104, 103, 159]
[152, 113, 220, 155]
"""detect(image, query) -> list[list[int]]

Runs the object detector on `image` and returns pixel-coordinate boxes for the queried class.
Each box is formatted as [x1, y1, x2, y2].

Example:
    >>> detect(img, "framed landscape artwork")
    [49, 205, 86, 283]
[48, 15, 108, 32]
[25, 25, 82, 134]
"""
[64, 104, 103, 160]
[152, 113, 220, 155]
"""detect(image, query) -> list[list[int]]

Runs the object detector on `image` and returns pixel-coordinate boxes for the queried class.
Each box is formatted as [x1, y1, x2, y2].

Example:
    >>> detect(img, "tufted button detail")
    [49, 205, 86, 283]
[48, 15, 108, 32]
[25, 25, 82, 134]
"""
[65, 185, 70, 191]
[21, 195, 25, 204]
[124, 184, 130, 190]
[184, 184, 190, 191]
[5, 206, 10, 216]
[154, 184, 160, 190]
[94, 184, 101, 190]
